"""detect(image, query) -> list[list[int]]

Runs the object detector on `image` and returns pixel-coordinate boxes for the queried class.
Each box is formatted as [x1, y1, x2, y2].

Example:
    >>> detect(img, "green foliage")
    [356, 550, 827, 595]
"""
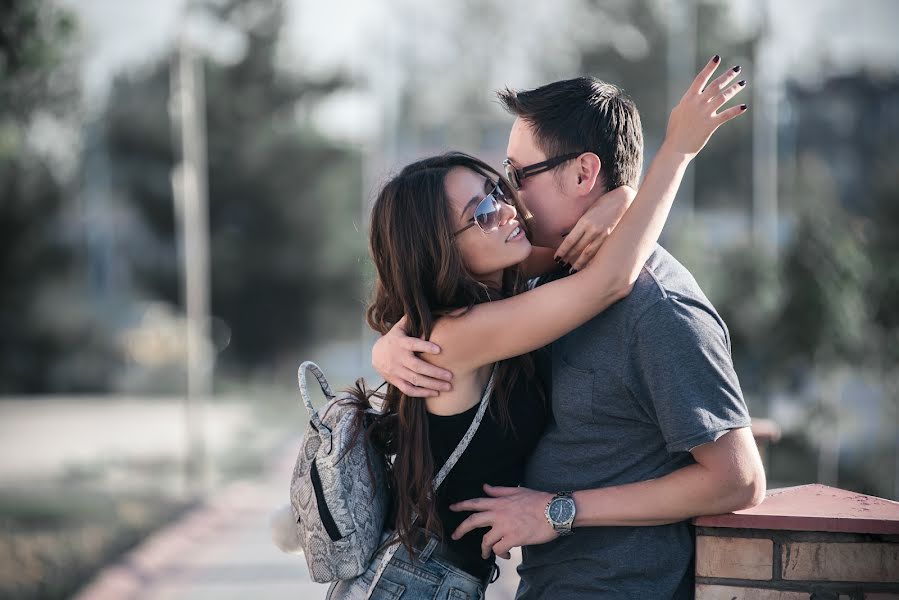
[0, 0, 77, 127]
[578, 0, 757, 210]
[103, 0, 365, 379]
[0, 0, 119, 392]
[774, 158, 873, 370]
[0, 487, 188, 600]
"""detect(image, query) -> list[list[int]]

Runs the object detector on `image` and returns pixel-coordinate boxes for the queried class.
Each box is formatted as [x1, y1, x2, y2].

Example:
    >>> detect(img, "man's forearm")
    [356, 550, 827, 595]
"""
[572, 460, 761, 528]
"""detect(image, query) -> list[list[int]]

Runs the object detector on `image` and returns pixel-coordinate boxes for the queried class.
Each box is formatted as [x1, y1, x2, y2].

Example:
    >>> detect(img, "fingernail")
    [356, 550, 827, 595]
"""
[741, 104, 748, 110]
[569, 268, 578, 274]
[738, 80, 746, 86]
[732, 65, 741, 72]
[554, 257, 562, 263]
[712, 54, 720, 63]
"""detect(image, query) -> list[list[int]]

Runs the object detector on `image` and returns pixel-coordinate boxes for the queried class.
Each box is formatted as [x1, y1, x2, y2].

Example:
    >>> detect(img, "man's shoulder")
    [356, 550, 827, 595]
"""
[628, 245, 713, 309]
[552, 246, 721, 347]
[599, 246, 725, 348]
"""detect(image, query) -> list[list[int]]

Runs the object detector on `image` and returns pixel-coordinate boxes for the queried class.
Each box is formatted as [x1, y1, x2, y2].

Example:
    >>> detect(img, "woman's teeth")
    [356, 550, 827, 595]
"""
[506, 226, 521, 242]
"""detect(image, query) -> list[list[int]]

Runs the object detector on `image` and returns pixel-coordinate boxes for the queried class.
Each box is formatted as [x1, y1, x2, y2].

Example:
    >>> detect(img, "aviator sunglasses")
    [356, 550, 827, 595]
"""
[453, 180, 516, 236]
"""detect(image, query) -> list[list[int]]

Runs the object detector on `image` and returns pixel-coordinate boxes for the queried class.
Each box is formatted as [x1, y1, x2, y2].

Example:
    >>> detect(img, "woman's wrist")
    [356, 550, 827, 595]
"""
[657, 139, 697, 164]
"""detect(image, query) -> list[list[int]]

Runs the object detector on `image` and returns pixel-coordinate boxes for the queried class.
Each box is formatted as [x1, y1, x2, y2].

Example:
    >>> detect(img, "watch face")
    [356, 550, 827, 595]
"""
[549, 498, 574, 523]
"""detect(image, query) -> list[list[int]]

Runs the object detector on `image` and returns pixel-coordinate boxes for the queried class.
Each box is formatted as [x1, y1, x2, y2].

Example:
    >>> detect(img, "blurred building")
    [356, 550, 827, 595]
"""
[785, 72, 899, 212]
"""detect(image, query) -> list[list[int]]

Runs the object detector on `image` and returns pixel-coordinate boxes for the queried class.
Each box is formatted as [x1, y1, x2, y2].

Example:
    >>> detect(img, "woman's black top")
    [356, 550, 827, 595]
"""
[426, 369, 548, 579]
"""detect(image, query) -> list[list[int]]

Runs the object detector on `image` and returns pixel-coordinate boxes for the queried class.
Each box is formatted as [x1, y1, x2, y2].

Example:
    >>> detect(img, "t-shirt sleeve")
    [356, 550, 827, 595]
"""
[627, 296, 752, 454]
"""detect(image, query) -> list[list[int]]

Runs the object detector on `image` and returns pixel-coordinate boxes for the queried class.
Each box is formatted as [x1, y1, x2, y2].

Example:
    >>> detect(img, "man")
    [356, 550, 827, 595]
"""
[373, 70, 765, 599]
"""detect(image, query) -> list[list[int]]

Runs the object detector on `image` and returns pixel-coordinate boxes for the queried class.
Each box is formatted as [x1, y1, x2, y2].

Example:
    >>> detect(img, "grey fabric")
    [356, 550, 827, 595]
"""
[517, 246, 752, 600]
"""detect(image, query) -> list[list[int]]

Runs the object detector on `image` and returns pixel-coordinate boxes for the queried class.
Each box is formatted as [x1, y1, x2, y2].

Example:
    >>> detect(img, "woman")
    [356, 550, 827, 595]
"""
[329, 57, 745, 600]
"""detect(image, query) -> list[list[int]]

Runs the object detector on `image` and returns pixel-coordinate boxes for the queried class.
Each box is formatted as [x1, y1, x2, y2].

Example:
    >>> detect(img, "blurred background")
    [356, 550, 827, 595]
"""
[1, 0, 897, 598]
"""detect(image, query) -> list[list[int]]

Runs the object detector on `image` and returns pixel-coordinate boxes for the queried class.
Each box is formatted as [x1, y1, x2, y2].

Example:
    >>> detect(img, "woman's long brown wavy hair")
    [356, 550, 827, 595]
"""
[350, 152, 543, 559]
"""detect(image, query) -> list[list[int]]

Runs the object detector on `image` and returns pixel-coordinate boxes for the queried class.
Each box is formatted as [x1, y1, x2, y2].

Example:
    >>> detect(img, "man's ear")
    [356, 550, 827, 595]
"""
[574, 152, 602, 195]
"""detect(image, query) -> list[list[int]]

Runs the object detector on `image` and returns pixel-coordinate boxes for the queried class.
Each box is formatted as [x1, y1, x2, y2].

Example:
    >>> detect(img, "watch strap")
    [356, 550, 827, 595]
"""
[546, 491, 575, 535]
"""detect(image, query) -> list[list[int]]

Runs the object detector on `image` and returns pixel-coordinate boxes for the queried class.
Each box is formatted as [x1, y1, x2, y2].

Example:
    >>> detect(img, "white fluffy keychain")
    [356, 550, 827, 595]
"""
[269, 504, 304, 554]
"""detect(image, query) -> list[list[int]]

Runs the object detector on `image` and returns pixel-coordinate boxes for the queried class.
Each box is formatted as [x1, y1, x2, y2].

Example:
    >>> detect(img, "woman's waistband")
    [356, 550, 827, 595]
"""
[397, 528, 499, 585]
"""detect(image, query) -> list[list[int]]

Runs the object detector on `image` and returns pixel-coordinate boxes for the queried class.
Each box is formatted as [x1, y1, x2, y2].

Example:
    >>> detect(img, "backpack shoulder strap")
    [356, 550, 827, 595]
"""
[366, 363, 498, 598]
[432, 363, 497, 488]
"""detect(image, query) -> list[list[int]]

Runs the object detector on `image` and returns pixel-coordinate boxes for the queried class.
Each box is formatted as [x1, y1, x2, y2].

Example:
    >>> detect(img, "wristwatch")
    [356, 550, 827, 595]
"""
[545, 491, 576, 536]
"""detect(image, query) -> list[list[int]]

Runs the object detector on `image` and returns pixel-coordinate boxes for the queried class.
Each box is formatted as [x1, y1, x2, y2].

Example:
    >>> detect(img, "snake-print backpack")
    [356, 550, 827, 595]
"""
[279, 360, 497, 596]
[287, 361, 391, 583]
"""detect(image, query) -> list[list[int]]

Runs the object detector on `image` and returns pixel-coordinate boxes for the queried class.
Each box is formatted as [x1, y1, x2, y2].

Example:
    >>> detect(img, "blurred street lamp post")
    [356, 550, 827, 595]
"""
[752, 0, 779, 258]
[667, 0, 697, 223]
[170, 29, 212, 499]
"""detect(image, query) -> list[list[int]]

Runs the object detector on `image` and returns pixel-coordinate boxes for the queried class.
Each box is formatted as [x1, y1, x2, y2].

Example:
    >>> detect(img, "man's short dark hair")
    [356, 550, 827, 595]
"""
[498, 77, 644, 191]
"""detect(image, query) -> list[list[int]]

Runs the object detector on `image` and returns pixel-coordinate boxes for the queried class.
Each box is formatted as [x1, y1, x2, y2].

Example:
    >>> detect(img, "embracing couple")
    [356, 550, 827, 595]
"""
[328, 56, 765, 600]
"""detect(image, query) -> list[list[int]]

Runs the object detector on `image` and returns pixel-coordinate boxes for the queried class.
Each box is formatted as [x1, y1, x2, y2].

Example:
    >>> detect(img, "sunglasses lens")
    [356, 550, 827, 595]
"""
[474, 197, 500, 232]
[494, 182, 513, 205]
[504, 162, 520, 190]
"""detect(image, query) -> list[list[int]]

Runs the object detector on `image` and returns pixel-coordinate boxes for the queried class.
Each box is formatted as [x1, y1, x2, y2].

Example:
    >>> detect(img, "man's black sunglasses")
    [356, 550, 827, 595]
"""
[502, 152, 583, 190]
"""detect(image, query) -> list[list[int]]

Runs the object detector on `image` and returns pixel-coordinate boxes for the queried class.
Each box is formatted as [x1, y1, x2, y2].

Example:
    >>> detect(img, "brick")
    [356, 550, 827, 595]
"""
[781, 542, 899, 582]
[697, 535, 774, 580]
[695, 584, 808, 599]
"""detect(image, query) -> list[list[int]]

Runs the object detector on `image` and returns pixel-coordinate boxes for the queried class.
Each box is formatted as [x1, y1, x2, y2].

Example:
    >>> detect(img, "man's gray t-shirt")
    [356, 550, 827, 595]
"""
[517, 246, 751, 600]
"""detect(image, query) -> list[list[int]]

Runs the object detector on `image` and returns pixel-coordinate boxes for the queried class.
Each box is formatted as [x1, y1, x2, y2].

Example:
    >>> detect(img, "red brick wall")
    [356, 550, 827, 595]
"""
[695, 527, 899, 598]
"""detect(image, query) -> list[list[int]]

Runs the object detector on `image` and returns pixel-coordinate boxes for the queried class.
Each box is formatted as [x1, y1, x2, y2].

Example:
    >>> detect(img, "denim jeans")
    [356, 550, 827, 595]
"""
[325, 531, 490, 600]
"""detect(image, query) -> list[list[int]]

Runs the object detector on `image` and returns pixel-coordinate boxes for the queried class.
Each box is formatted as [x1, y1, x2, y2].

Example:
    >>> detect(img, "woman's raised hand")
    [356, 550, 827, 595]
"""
[663, 56, 748, 158]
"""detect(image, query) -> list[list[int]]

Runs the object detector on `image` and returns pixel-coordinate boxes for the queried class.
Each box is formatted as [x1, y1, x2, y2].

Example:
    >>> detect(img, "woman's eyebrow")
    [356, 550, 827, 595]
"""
[461, 178, 493, 219]
[462, 194, 482, 217]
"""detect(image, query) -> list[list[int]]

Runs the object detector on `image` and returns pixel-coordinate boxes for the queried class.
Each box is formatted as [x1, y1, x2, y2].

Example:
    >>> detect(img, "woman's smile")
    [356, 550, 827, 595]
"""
[504, 223, 525, 242]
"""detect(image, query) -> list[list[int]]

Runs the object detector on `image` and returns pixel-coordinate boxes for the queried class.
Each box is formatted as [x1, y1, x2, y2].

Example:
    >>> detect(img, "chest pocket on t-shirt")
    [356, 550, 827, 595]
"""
[552, 352, 596, 431]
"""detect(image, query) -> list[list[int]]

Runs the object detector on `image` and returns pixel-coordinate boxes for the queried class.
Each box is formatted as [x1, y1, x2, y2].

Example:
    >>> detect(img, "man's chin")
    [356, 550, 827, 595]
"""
[529, 232, 560, 250]
[538, 235, 565, 252]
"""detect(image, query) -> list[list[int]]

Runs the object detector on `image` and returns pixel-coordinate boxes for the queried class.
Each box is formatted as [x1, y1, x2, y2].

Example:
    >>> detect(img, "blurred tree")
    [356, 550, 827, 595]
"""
[716, 71, 899, 497]
[768, 73, 899, 380]
[0, 0, 118, 392]
[773, 158, 871, 374]
[577, 0, 758, 210]
[102, 0, 364, 382]
[865, 139, 899, 369]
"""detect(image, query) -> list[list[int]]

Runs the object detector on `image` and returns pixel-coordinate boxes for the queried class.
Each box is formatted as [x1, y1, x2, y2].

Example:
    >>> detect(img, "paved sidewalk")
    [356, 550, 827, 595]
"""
[74, 438, 521, 600]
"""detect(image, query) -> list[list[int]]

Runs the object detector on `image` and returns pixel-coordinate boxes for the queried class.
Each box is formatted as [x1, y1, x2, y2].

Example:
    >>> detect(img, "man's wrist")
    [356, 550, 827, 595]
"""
[571, 490, 585, 527]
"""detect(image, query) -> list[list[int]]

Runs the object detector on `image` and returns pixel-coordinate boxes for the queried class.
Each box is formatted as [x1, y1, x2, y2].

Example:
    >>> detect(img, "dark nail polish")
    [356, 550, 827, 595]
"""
[732, 65, 741, 72]
[569, 268, 578, 275]
[741, 104, 748, 110]
[739, 80, 746, 86]
[713, 54, 720, 63]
